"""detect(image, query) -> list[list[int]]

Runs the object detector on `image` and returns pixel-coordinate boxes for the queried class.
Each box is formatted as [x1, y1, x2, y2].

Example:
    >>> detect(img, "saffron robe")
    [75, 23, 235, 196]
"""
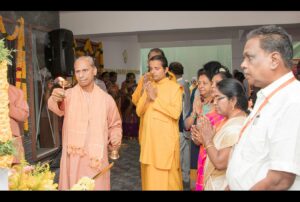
[48, 84, 122, 190]
[132, 73, 177, 145]
[136, 77, 183, 190]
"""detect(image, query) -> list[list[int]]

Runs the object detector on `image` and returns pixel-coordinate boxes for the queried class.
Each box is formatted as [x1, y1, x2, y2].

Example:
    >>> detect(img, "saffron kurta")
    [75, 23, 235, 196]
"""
[136, 77, 183, 190]
[48, 84, 122, 190]
[8, 84, 29, 164]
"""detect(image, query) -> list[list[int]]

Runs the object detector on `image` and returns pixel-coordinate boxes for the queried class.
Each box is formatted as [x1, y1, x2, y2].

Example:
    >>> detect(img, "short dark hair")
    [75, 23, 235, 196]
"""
[126, 72, 135, 79]
[147, 48, 165, 59]
[247, 25, 293, 68]
[169, 62, 184, 75]
[148, 55, 168, 69]
[197, 68, 210, 81]
[126, 72, 136, 83]
[203, 61, 222, 80]
[102, 71, 109, 77]
[217, 78, 248, 113]
[234, 71, 245, 83]
[109, 71, 117, 77]
[197, 61, 228, 81]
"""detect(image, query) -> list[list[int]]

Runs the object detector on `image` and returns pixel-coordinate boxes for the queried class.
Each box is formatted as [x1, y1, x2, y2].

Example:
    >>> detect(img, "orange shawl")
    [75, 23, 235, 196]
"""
[64, 84, 108, 169]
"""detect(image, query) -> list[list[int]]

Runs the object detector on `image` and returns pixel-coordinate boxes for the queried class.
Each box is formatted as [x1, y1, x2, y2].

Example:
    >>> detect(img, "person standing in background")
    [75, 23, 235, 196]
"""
[120, 73, 139, 139]
[169, 61, 191, 189]
[8, 84, 29, 164]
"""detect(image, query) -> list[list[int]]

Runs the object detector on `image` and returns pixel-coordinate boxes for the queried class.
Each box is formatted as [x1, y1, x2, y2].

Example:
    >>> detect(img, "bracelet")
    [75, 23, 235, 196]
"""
[205, 144, 215, 150]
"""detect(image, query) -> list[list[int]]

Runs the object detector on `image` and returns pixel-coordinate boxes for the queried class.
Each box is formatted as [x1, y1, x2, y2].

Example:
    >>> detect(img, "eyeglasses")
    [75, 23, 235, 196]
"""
[215, 96, 227, 102]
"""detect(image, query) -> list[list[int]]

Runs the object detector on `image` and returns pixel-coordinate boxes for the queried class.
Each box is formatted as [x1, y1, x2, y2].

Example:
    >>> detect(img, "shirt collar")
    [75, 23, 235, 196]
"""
[177, 77, 183, 82]
[258, 72, 294, 100]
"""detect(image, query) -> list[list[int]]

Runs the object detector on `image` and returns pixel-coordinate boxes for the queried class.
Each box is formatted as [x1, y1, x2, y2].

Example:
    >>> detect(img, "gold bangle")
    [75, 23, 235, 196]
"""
[205, 144, 215, 150]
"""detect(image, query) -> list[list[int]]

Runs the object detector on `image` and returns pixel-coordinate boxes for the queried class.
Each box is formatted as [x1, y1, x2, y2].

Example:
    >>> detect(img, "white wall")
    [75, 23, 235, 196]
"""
[88, 35, 140, 87]
[60, 11, 300, 35]
[232, 26, 300, 72]
[93, 35, 140, 70]
[66, 12, 300, 84]
[85, 26, 300, 85]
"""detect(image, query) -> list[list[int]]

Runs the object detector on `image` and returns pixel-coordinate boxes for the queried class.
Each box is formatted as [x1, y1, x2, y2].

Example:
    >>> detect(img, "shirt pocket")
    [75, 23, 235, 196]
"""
[241, 124, 267, 163]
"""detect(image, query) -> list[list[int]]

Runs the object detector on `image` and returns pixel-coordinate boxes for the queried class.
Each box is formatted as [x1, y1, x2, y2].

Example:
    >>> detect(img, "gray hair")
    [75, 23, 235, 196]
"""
[246, 25, 293, 68]
[75, 56, 96, 68]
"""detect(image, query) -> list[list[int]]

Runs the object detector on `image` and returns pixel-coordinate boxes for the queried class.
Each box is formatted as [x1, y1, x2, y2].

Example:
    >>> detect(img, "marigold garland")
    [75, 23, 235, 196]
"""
[74, 38, 104, 72]
[0, 16, 28, 133]
[0, 39, 14, 168]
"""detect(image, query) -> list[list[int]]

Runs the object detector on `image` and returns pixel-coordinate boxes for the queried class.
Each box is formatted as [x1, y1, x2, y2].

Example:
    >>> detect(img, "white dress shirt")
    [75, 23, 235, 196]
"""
[226, 72, 300, 190]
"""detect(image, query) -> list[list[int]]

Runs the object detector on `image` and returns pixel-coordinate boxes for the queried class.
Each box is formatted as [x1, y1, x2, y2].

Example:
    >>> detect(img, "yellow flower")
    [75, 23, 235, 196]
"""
[0, 155, 13, 168]
[8, 161, 58, 190]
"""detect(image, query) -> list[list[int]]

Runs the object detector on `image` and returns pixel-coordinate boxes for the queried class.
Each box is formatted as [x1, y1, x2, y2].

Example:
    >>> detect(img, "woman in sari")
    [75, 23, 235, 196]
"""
[186, 64, 232, 190]
[192, 78, 248, 190]
[185, 68, 214, 190]
[120, 73, 139, 139]
[195, 68, 233, 190]
[108, 71, 121, 113]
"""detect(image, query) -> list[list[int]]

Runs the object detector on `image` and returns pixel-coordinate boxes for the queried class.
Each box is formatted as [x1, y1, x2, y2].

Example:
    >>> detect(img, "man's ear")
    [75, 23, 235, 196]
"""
[165, 67, 169, 74]
[270, 52, 281, 70]
[93, 67, 97, 76]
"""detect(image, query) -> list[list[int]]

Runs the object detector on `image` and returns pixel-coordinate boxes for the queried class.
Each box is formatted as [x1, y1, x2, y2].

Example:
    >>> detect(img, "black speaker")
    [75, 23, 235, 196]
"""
[45, 29, 75, 78]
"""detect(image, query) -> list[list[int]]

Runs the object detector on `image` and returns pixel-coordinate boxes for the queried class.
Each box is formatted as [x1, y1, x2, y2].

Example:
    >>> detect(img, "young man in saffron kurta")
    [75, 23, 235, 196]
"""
[48, 56, 122, 190]
[136, 55, 183, 190]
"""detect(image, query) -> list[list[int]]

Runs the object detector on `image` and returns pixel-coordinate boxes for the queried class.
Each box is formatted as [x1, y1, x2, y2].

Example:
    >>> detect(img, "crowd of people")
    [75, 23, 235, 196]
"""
[7, 24, 300, 190]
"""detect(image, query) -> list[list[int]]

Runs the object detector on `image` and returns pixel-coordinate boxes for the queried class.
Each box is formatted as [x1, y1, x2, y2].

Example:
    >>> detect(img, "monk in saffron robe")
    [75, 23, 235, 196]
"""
[132, 48, 169, 146]
[136, 55, 183, 190]
[8, 84, 29, 164]
[48, 56, 122, 190]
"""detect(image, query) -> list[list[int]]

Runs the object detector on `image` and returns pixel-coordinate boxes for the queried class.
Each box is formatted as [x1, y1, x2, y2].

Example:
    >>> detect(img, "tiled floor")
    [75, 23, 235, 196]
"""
[110, 138, 141, 190]
[51, 138, 190, 191]
[51, 138, 142, 190]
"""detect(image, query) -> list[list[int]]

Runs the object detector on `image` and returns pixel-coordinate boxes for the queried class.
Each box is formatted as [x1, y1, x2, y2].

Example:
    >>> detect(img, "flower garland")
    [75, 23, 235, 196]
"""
[74, 38, 104, 71]
[0, 16, 28, 133]
[0, 38, 15, 168]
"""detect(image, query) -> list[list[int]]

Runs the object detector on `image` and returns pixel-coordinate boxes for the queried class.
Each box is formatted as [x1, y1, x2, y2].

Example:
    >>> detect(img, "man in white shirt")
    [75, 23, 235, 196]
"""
[169, 62, 191, 188]
[226, 25, 300, 190]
